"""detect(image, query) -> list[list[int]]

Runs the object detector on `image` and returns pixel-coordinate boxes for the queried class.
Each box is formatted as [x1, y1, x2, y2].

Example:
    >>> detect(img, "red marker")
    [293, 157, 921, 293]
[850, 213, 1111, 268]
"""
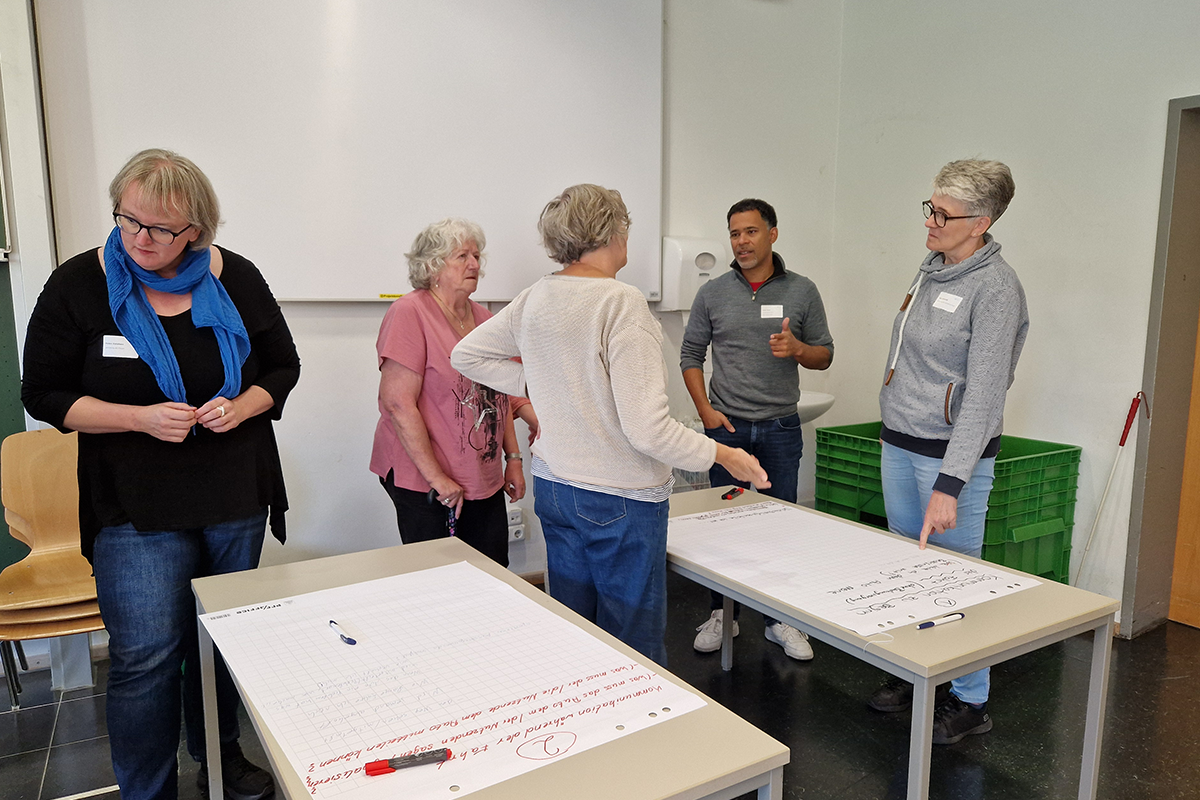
[365, 748, 451, 776]
[721, 487, 744, 500]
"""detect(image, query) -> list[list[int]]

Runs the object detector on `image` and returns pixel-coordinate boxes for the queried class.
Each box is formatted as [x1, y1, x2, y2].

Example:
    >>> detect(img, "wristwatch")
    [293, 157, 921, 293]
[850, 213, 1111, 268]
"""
[504, 452, 523, 461]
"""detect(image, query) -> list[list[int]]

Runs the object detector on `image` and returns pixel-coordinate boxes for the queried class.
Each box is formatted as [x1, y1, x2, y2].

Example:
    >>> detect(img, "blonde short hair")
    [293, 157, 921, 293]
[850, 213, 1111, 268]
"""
[405, 218, 487, 290]
[109, 149, 221, 250]
[538, 184, 631, 265]
[933, 159, 1015, 224]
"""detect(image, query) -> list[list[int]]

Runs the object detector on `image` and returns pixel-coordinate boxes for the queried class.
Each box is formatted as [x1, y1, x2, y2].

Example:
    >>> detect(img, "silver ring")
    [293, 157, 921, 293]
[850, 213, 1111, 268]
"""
[218, 405, 226, 417]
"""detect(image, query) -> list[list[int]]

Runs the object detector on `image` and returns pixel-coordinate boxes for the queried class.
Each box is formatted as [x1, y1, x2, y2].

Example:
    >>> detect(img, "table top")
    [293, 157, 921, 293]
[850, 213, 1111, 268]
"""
[668, 488, 1120, 680]
[193, 537, 788, 800]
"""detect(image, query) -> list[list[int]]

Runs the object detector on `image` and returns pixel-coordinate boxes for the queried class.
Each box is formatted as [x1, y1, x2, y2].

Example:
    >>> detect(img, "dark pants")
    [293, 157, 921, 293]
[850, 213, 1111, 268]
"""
[94, 511, 267, 800]
[705, 412, 804, 620]
[380, 471, 509, 567]
[534, 477, 669, 665]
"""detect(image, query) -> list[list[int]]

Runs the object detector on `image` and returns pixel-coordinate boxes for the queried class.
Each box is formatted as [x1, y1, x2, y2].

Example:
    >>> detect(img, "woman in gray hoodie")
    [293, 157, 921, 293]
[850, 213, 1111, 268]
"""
[868, 159, 1029, 744]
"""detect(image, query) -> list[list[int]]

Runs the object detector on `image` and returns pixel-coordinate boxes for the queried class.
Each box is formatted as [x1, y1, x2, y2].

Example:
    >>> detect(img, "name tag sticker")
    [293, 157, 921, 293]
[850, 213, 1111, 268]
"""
[932, 292, 963, 313]
[102, 335, 140, 359]
[760, 304, 784, 319]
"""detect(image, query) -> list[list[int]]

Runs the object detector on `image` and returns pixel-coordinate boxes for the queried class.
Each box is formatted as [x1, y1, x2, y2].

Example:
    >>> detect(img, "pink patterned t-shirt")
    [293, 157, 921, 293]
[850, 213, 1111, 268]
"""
[369, 290, 513, 500]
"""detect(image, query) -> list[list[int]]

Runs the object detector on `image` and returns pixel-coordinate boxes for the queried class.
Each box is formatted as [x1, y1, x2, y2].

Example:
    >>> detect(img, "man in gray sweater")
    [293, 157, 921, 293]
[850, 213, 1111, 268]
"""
[680, 198, 834, 660]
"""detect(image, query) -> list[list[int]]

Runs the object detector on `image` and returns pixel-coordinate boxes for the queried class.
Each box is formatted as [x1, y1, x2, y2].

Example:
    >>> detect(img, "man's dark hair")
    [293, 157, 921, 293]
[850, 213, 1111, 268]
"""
[726, 198, 777, 229]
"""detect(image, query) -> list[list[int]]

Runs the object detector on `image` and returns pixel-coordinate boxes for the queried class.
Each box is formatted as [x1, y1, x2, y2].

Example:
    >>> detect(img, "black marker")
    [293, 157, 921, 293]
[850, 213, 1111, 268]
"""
[365, 748, 452, 775]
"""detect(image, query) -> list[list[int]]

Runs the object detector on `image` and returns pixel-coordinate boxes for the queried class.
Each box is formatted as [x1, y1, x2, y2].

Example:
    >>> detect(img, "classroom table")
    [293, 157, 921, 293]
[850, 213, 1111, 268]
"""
[667, 487, 1119, 800]
[193, 537, 788, 800]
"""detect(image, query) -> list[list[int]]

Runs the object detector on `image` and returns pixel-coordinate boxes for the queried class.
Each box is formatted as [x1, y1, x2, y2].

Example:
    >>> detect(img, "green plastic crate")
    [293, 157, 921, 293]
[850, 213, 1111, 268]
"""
[981, 519, 1071, 584]
[814, 474, 888, 519]
[815, 421, 1082, 572]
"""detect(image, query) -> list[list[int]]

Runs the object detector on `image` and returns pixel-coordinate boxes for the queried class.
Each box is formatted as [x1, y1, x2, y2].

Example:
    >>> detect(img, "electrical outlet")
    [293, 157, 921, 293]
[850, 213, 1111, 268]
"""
[508, 524, 525, 542]
[506, 506, 523, 526]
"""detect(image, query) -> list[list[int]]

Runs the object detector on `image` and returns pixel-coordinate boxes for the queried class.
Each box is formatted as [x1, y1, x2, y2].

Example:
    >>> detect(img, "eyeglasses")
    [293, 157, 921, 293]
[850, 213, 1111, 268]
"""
[113, 212, 193, 245]
[922, 201, 977, 228]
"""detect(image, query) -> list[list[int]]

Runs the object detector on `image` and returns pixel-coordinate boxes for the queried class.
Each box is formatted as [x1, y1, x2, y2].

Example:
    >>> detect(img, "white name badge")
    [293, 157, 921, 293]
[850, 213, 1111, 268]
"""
[102, 335, 140, 359]
[760, 304, 784, 319]
[932, 292, 963, 313]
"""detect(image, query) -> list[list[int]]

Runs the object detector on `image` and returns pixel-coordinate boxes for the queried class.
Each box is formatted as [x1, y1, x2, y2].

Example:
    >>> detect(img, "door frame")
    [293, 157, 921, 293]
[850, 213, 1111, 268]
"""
[1125, 95, 1200, 637]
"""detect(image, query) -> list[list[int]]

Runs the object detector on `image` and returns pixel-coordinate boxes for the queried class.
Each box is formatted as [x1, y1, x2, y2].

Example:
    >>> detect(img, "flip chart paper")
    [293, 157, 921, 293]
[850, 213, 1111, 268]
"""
[668, 502, 1034, 635]
[200, 561, 704, 799]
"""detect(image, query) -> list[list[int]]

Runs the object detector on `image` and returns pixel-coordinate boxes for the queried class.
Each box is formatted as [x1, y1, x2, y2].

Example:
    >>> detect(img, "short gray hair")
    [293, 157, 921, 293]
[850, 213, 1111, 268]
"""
[933, 159, 1015, 224]
[538, 184, 631, 265]
[109, 149, 221, 250]
[405, 218, 487, 289]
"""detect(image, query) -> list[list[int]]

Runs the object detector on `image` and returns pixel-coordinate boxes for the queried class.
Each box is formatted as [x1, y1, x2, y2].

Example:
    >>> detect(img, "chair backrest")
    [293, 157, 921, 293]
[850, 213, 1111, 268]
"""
[1, 430, 80, 553]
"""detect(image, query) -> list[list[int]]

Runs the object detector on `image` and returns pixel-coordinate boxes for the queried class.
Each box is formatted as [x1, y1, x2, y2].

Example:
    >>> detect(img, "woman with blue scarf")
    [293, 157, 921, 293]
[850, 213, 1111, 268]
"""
[22, 149, 300, 800]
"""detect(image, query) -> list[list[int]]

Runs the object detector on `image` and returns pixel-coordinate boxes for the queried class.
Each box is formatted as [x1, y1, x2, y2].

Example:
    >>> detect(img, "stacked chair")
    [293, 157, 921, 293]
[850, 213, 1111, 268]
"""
[0, 429, 104, 710]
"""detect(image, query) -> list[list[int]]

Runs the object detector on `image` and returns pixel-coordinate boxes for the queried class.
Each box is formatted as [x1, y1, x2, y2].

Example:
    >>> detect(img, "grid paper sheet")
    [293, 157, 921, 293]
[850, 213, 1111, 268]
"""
[200, 561, 705, 799]
[668, 502, 1035, 635]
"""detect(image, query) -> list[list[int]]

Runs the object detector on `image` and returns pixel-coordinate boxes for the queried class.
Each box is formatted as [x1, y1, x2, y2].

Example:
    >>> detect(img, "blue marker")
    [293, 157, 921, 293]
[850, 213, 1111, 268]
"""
[917, 612, 964, 630]
[329, 619, 357, 645]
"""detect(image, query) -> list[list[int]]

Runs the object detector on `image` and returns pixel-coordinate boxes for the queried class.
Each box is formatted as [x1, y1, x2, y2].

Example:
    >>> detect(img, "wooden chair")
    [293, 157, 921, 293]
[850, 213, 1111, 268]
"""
[0, 429, 103, 709]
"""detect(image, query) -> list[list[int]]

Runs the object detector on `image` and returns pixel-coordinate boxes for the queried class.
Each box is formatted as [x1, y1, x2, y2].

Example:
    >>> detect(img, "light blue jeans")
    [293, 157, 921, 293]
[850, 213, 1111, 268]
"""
[881, 442, 994, 705]
[534, 477, 669, 666]
[94, 511, 268, 800]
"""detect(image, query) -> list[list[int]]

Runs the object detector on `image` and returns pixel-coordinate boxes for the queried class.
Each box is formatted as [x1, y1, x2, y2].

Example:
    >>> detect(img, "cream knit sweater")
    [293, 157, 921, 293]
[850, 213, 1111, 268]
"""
[451, 275, 716, 490]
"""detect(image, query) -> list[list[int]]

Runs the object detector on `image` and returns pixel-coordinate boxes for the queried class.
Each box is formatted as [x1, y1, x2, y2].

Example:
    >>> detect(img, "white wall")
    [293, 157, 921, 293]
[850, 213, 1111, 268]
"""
[824, 0, 1200, 607]
[659, 0, 845, 503]
[265, 0, 847, 570]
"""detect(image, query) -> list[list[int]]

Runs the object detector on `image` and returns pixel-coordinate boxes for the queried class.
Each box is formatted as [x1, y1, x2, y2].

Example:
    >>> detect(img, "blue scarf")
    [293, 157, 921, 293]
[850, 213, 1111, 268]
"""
[105, 226, 250, 404]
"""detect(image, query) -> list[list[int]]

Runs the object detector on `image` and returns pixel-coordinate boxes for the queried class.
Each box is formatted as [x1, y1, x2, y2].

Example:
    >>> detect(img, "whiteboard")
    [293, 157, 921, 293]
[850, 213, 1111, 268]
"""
[35, 0, 663, 302]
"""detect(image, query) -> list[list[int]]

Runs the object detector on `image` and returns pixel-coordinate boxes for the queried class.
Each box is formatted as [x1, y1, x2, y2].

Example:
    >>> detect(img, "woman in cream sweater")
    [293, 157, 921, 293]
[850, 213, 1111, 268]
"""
[452, 184, 767, 664]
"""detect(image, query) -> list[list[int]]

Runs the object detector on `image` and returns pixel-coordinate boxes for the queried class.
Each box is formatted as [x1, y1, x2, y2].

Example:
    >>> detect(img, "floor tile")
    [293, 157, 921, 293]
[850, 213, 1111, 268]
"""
[663, 570, 1200, 800]
[52, 694, 107, 746]
[0, 747, 48, 800]
[41, 736, 116, 799]
[0, 703, 56, 757]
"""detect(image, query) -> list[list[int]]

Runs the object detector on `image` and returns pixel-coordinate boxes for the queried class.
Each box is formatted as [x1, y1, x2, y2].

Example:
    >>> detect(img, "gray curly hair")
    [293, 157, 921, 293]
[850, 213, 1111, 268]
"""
[405, 218, 487, 289]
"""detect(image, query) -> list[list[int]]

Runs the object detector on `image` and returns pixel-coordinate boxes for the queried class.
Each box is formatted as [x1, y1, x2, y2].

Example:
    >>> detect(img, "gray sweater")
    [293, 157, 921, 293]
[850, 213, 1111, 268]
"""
[879, 235, 1028, 495]
[680, 254, 834, 421]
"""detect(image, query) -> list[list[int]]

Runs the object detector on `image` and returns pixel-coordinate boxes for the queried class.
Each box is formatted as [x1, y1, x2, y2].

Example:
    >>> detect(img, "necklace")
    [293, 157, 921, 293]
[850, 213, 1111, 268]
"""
[430, 289, 468, 330]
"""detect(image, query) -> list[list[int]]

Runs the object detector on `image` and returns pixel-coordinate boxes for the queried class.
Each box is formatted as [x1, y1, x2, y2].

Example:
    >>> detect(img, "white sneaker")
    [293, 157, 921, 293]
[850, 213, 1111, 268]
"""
[693, 609, 739, 652]
[764, 622, 813, 660]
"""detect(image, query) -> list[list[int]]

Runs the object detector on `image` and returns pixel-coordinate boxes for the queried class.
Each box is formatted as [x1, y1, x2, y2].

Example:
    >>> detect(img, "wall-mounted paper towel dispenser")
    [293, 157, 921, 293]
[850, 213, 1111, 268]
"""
[659, 237, 729, 311]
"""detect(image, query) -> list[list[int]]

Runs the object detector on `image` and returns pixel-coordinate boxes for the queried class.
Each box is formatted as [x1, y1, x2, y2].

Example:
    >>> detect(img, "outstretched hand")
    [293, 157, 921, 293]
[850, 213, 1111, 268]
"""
[714, 444, 771, 489]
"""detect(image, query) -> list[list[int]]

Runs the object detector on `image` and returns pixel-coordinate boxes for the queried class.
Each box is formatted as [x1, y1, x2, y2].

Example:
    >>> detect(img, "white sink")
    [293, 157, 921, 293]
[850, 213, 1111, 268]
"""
[797, 392, 835, 424]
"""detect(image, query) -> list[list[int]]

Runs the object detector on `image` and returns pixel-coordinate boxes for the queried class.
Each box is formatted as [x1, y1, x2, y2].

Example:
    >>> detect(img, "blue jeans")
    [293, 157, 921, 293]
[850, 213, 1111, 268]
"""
[706, 413, 803, 620]
[94, 511, 268, 800]
[881, 442, 995, 705]
[534, 477, 669, 665]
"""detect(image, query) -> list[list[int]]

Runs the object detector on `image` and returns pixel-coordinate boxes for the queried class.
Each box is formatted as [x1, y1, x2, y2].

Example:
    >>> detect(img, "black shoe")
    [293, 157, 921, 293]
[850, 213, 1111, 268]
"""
[197, 743, 275, 800]
[867, 677, 950, 712]
[931, 695, 993, 745]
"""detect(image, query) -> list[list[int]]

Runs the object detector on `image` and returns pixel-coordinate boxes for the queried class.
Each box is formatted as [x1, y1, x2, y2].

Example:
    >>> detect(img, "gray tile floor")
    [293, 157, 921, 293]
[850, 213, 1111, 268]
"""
[0, 659, 269, 800]
[1, 577, 1198, 800]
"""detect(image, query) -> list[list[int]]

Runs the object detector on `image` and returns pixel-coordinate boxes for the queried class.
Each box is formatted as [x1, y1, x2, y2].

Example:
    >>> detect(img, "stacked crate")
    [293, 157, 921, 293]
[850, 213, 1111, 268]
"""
[815, 422, 1081, 583]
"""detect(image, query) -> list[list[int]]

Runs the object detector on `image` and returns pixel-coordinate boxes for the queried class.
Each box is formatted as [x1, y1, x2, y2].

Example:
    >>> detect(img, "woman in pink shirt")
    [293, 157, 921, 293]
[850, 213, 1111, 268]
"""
[370, 218, 530, 565]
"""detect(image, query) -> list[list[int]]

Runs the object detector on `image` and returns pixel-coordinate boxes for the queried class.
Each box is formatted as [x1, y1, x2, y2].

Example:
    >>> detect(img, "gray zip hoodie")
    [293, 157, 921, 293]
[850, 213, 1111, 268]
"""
[879, 235, 1028, 495]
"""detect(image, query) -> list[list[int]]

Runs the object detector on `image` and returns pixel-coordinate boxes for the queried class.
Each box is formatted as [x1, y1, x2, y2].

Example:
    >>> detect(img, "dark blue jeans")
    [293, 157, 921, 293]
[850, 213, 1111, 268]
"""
[534, 477, 669, 665]
[705, 412, 804, 619]
[94, 511, 267, 800]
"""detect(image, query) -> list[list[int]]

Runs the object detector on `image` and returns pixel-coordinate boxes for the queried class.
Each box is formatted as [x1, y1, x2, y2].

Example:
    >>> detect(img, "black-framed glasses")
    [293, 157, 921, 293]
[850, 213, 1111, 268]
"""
[113, 212, 192, 245]
[922, 200, 977, 228]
